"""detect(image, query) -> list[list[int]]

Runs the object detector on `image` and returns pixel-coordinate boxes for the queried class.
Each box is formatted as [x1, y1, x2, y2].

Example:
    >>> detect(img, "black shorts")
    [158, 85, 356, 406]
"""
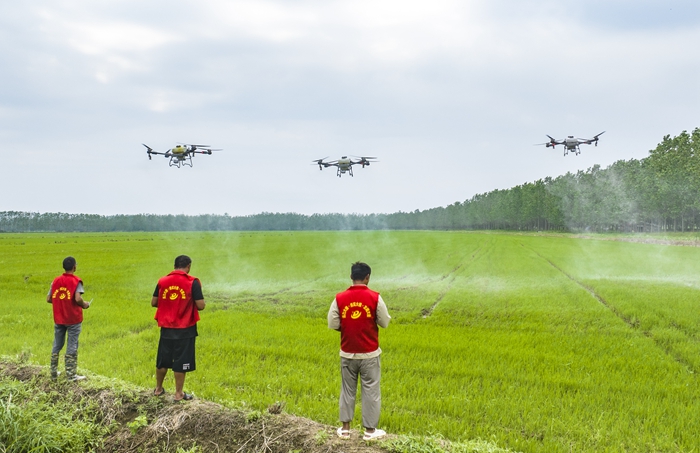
[156, 337, 196, 373]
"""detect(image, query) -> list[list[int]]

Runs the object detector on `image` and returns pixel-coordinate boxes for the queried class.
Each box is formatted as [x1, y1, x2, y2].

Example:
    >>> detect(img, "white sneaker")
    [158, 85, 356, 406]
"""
[363, 428, 386, 440]
[68, 375, 87, 382]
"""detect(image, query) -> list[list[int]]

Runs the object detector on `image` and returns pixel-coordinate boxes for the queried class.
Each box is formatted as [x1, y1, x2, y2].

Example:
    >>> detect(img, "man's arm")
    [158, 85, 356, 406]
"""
[327, 299, 341, 331]
[73, 281, 90, 309]
[74, 291, 90, 309]
[192, 280, 205, 311]
[152, 285, 159, 307]
[376, 295, 391, 328]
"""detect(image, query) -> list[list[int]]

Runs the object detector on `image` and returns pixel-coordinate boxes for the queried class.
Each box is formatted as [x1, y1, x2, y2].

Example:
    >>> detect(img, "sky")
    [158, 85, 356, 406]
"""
[2, 0, 699, 216]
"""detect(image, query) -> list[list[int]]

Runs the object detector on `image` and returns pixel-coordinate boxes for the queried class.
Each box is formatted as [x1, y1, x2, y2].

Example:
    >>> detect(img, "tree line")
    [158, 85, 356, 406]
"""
[3, 128, 700, 233]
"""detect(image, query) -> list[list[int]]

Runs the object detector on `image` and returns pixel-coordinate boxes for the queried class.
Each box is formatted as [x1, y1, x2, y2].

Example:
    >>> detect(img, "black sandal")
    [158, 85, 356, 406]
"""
[175, 393, 193, 401]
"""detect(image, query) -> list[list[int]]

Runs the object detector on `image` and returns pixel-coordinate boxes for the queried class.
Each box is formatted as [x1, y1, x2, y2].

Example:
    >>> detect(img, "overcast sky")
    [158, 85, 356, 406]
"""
[2, 0, 699, 216]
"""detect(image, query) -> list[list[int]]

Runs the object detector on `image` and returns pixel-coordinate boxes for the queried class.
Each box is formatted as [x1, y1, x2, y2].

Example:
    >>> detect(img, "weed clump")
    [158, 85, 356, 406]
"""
[0, 377, 107, 452]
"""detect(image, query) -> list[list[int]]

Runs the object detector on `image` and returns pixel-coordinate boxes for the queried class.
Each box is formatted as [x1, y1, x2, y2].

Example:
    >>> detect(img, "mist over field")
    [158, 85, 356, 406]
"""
[3, 231, 700, 452]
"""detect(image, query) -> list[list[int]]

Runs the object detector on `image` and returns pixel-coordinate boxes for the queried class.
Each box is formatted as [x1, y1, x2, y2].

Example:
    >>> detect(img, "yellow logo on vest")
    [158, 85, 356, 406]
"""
[162, 285, 187, 301]
[341, 301, 373, 319]
[52, 287, 72, 301]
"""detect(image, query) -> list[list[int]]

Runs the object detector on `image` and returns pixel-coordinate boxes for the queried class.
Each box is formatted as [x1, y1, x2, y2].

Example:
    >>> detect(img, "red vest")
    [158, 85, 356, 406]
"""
[336, 285, 380, 353]
[50, 273, 83, 325]
[155, 270, 200, 329]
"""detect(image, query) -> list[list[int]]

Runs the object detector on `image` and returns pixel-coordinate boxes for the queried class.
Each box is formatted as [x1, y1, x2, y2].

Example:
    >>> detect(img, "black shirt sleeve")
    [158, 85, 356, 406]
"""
[192, 279, 204, 300]
[153, 285, 159, 297]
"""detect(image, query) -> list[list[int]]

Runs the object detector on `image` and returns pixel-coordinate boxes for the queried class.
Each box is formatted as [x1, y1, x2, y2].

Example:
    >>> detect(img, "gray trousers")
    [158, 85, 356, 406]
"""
[52, 323, 82, 355]
[340, 356, 381, 429]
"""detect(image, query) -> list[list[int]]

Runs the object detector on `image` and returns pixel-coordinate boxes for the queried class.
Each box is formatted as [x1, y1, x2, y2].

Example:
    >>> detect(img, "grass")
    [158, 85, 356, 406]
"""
[0, 378, 104, 453]
[2, 231, 700, 452]
[0, 359, 511, 453]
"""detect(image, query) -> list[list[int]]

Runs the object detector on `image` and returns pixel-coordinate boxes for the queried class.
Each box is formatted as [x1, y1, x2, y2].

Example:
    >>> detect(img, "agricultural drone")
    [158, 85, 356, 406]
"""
[536, 131, 605, 156]
[143, 143, 221, 168]
[312, 156, 378, 177]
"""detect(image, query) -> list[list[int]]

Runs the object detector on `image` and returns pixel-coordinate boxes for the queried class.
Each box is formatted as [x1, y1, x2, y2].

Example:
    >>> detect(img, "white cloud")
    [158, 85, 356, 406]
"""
[1, 0, 699, 215]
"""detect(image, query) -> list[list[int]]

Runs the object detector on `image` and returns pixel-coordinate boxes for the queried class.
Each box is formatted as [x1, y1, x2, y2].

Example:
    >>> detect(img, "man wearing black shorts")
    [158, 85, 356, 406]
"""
[151, 255, 205, 401]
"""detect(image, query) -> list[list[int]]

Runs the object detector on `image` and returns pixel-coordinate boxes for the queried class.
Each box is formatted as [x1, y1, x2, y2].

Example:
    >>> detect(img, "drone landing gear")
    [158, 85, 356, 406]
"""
[168, 157, 193, 168]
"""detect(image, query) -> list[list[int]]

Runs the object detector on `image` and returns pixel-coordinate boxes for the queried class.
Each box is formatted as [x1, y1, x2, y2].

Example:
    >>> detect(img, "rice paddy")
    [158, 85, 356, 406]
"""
[2, 230, 700, 452]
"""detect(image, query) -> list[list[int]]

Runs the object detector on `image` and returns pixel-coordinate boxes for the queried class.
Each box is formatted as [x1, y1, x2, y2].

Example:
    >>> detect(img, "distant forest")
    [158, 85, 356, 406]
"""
[3, 128, 700, 233]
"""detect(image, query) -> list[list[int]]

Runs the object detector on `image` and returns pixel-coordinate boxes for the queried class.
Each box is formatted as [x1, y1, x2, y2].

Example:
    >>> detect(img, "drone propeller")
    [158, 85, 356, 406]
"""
[534, 135, 559, 148]
[593, 131, 605, 146]
[143, 143, 154, 160]
[312, 157, 334, 170]
[178, 143, 211, 147]
[352, 155, 378, 160]
[350, 156, 378, 168]
[352, 155, 379, 164]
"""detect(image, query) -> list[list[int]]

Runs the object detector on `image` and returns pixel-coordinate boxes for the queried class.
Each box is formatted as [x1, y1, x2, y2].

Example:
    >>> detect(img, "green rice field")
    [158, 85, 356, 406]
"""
[2, 231, 700, 452]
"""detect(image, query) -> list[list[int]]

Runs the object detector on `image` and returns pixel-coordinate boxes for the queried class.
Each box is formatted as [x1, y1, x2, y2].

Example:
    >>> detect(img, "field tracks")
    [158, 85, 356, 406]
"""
[208, 273, 336, 310]
[419, 241, 490, 320]
[523, 243, 699, 374]
[258, 272, 337, 297]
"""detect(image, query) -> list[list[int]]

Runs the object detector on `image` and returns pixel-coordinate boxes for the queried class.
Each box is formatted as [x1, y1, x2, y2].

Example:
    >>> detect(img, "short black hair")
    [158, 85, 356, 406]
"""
[351, 261, 371, 281]
[62, 256, 76, 271]
[174, 255, 192, 269]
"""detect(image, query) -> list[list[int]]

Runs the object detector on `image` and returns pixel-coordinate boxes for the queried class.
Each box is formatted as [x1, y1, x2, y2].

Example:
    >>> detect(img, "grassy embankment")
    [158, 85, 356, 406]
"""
[1, 231, 700, 452]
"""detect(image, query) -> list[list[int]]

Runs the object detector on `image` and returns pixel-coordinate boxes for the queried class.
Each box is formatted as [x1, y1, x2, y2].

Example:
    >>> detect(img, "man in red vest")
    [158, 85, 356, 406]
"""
[47, 256, 91, 381]
[151, 255, 205, 401]
[328, 261, 391, 440]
